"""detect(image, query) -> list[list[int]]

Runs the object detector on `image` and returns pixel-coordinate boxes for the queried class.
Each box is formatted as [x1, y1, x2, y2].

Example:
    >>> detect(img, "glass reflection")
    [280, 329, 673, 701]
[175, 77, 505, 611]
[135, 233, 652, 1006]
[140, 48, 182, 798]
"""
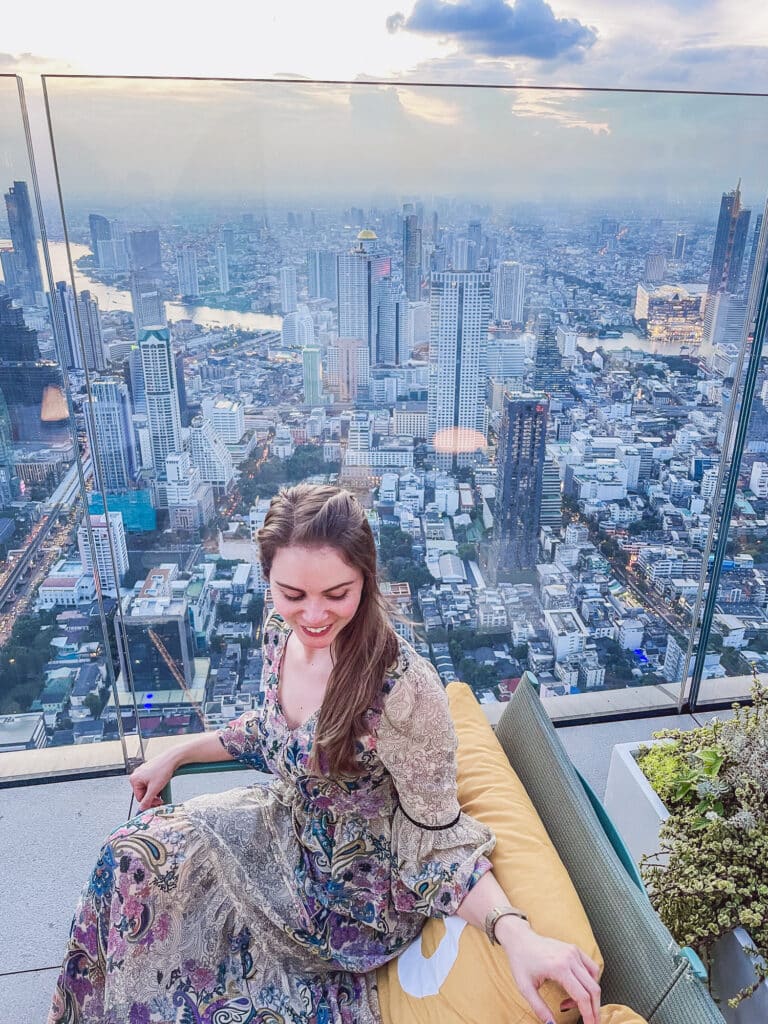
[0, 75, 132, 770]
[39, 77, 768, 747]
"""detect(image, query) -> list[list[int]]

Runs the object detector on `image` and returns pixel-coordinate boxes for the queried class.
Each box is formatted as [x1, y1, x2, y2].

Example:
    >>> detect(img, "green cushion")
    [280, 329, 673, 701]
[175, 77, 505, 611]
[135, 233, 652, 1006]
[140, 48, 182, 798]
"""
[495, 675, 725, 1024]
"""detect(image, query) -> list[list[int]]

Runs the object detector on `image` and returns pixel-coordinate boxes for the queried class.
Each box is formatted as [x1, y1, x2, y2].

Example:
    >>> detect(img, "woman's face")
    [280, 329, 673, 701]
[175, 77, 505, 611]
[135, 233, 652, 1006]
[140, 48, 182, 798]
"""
[269, 544, 364, 652]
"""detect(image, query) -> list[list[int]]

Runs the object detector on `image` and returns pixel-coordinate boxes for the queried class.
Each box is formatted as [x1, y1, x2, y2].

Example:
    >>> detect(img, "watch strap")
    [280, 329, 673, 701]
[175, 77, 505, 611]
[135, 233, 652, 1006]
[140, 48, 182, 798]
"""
[484, 904, 529, 945]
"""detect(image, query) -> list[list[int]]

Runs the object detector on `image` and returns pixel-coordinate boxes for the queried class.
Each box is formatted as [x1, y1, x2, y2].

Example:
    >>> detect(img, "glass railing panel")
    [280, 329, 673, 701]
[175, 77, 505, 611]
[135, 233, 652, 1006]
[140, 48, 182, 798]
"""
[40, 77, 768, 743]
[0, 75, 140, 781]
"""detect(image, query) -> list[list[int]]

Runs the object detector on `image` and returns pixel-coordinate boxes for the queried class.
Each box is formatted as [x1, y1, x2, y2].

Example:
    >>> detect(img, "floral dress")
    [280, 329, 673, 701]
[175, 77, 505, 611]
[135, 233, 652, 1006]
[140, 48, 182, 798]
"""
[49, 612, 495, 1024]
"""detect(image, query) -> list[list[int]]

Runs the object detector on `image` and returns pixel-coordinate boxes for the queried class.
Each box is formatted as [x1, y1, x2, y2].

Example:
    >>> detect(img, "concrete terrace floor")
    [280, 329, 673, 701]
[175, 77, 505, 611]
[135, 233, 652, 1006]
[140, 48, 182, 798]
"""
[0, 709, 727, 1024]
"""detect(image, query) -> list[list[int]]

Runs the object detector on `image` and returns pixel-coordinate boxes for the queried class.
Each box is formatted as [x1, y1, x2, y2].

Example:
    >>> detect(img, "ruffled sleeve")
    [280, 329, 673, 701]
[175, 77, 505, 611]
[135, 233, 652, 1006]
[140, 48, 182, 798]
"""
[216, 611, 286, 772]
[217, 709, 271, 771]
[376, 649, 495, 918]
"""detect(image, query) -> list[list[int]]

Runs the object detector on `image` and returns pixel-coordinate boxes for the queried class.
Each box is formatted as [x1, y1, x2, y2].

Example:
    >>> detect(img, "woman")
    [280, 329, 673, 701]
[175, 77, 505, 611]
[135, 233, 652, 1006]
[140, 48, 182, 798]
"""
[49, 484, 600, 1024]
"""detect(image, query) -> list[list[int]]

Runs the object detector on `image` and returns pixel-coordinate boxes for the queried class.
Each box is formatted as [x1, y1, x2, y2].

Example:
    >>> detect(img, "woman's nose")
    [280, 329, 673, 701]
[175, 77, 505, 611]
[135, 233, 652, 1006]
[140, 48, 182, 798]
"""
[303, 602, 328, 624]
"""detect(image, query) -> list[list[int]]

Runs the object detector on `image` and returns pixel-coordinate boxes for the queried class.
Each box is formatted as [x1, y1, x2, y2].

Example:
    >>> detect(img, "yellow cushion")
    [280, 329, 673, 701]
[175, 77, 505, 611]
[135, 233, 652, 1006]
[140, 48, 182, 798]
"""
[377, 682, 620, 1024]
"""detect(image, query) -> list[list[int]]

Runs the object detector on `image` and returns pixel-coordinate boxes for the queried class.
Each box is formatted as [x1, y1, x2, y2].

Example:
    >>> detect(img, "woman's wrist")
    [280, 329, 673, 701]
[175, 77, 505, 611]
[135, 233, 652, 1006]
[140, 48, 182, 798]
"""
[493, 912, 533, 949]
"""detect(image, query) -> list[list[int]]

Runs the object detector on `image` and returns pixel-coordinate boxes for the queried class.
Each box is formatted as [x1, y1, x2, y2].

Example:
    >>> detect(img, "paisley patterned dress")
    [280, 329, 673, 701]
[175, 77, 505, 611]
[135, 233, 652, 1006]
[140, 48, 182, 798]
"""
[48, 612, 495, 1024]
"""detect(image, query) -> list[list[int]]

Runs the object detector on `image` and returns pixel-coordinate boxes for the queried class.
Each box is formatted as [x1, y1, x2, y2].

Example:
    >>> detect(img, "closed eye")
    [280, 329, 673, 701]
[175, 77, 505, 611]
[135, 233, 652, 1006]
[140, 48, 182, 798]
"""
[281, 592, 350, 602]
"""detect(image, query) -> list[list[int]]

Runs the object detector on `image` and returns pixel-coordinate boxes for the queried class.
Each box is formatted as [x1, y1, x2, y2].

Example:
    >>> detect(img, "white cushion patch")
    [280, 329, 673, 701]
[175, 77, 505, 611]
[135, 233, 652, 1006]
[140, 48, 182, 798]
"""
[396, 916, 467, 997]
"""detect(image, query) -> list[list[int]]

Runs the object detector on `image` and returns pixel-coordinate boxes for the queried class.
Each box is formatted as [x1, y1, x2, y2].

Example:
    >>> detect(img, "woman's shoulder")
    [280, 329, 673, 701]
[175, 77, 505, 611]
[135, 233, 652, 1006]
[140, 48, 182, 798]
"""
[381, 635, 445, 719]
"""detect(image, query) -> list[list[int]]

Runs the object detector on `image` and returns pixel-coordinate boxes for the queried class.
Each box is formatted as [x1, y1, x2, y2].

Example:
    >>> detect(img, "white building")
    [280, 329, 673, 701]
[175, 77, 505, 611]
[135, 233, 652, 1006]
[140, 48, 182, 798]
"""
[176, 246, 200, 298]
[203, 397, 246, 444]
[165, 450, 215, 529]
[279, 265, 298, 314]
[750, 461, 768, 498]
[189, 416, 235, 493]
[544, 609, 588, 662]
[493, 261, 526, 323]
[215, 242, 230, 293]
[139, 328, 183, 476]
[428, 271, 491, 468]
[86, 378, 138, 493]
[77, 512, 129, 597]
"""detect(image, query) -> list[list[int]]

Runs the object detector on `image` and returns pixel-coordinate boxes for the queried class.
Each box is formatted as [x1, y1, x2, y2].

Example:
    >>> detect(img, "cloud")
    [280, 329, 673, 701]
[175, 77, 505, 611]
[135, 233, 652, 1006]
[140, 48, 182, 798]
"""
[386, 0, 598, 62]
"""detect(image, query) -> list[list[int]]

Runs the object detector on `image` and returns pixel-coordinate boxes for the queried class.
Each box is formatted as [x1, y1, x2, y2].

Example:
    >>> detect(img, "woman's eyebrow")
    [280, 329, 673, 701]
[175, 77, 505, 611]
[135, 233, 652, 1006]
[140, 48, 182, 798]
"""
[274, 580, 356, 594]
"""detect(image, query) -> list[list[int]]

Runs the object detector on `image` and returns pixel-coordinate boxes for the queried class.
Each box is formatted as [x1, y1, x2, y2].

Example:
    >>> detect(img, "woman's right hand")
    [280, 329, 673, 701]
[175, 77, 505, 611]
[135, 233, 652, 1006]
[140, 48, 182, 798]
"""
[129, 754, 176, 811]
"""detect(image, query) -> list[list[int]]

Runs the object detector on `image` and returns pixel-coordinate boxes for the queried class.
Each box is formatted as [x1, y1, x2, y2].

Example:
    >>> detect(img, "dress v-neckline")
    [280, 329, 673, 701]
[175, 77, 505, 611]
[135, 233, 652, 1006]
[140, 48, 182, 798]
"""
[273, 624, 325, 733]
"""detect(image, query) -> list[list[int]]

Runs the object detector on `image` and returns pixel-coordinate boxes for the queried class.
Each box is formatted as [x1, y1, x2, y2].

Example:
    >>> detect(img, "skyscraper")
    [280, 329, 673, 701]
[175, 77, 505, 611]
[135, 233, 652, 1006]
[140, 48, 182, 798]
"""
[96, 221, 129, 272]
[125, 346, 147, 415]
[428, 271, 491, 469]
[326, 337, 370, 402]
[139, 327, 182, 475]
[376, 278, 408, 365]
[494, 391, 549, 574]
[402, 211, 422, 301]
[306, 249, 337, 302]
[78, 512, 129, 597]
[88, 214, 111, 267]
[337, 231, 391, 366]
[86, 378, 138, 492]
[176, 247, 200, 299]
[189, 415, 234, 494]
[533, 312, 570, 397]
[302, 346, 323, 405]
[130, 273, 166, 338]
[215, 243, 230, 293]
[279, 266, 298, 314]
[4, 180, 43, 304]
[49, 282, 105, 371]
[644, 252, 667, 284]
[673, 232, 687, 260]
[128, 229, 162, 274]
[493, 262, 526, 323]
[708, 182, 751, 296]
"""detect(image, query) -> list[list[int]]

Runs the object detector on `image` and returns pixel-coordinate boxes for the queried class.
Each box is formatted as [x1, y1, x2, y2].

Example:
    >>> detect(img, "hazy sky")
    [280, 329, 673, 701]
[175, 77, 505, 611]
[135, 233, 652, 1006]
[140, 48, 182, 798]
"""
[2, 1, 768, 211]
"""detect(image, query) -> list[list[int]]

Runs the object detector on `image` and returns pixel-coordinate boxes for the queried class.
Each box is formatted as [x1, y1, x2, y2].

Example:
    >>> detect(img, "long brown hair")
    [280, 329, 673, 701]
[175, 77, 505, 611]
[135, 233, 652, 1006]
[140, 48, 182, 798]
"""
[258, 483, 400, 776]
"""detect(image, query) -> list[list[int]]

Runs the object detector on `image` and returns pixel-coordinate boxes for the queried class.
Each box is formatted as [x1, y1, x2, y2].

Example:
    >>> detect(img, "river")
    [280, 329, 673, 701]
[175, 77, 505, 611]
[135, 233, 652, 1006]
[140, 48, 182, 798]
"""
[5, 240, 283, 333]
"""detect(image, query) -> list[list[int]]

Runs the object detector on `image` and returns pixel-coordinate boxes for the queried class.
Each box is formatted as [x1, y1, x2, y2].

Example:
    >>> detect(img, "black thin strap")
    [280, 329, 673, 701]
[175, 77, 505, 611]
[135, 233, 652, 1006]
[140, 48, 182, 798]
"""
[396, 800, 462, 831]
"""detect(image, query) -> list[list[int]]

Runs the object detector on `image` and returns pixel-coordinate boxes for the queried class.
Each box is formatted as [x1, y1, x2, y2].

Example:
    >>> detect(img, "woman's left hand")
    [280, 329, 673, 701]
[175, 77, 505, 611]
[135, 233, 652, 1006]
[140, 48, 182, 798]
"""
[496, 916, 602, 1024]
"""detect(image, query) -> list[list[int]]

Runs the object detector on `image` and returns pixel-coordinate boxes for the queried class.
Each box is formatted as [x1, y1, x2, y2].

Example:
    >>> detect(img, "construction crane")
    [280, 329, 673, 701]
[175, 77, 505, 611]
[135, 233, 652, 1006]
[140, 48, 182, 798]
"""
[147, 627, 206, 728]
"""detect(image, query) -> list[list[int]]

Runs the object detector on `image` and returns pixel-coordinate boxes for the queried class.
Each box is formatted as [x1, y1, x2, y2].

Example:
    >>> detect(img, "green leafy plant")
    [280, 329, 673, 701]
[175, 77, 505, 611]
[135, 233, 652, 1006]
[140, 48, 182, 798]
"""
[637, 667, 768, 1008]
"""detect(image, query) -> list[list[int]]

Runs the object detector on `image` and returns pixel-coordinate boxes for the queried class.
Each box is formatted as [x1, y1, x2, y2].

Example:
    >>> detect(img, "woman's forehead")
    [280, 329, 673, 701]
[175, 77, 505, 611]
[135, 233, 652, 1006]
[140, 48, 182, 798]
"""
[271, 544, 361, 584]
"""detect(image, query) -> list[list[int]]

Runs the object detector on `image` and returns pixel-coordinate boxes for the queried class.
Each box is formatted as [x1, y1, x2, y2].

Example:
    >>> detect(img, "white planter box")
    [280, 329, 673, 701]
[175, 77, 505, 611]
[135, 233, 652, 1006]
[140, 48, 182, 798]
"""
[605, 740, 767, 1024]
[604, 739, 669, 866]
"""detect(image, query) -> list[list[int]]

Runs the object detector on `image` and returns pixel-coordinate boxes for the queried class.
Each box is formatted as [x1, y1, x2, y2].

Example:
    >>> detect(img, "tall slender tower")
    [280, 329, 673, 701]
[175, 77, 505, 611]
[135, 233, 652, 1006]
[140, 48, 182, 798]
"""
[377, 278, 408, 365]
[708, 182, 751, 296]
[4, 180, 43, 303]
[87, 378, 138, 492]
[279, 266, 298, 314]
[139, 327, 182, 474]
[337, 231, 391, 366]
[215, 243, 230, 293]
[402, 211, 422, 301]
[428, 271, 491, 469]
[49, 282, 105, 371]
[176, 247, 200, 299]
[302, 346, 323, 405]
[493, 262, 526, 323]
[494, 391, 549, 574]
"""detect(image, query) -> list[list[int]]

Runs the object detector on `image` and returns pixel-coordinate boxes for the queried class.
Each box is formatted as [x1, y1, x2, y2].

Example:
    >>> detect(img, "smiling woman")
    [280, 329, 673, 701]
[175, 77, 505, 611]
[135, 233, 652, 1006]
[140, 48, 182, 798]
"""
[49, 483, 603, 1024]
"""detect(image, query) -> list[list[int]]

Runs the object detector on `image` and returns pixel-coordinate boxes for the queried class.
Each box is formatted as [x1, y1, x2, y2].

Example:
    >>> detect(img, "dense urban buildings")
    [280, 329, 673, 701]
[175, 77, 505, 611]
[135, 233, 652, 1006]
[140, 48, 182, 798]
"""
[3, 164, 768, 752]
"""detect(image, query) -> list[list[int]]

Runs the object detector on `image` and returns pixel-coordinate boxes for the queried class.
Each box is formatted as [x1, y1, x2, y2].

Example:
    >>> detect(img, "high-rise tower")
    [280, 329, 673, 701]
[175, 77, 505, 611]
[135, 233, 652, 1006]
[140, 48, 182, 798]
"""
[427, 271, 491, 469]
[402, 211, 422, 301]
[279, 266, 298, 314]
[494, 391, 549, 574]
[493, 262, 526, 323]
[4, 180, 43, 304]
[87, 378, 139, 492]
[139, 327, 182, 475]
[49, 282, 105, 371]
[708, 182, 751, 296]
[176, 247, 200, 299]
[337, 231, 391, 367]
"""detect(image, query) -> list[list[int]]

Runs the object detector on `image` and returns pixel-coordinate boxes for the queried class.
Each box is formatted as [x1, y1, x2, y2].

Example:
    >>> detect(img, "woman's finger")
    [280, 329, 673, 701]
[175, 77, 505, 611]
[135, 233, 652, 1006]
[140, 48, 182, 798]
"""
[555, 972, 594, 1024]
[578, 948, 602, 982]
[516, 980, 556, 1024]
[574, 961, 602, 1024]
